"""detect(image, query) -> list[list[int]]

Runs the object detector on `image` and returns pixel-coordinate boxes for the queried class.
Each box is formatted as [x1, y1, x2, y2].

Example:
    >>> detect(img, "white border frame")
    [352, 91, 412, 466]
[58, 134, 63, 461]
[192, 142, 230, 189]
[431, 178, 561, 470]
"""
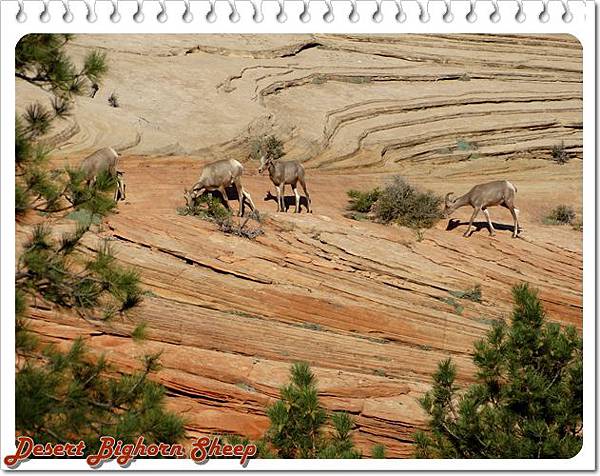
[1, 0, 595, 471]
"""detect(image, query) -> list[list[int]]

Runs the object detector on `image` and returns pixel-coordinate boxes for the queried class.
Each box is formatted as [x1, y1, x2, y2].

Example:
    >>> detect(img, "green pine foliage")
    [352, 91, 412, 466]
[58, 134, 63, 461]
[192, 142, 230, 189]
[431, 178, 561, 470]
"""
[265, 362, 361, 458]
[222, 362, 384, 458]
[16, 34, 106, 94]
[15, 34, 185, 450]
[16, 341, 185, 452]
[414, 283, 582, 459]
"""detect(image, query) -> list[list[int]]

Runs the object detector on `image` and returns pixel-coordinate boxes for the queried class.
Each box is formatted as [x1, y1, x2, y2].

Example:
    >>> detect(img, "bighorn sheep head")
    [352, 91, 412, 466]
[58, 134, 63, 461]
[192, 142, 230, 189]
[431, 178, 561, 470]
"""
[443, 192, 455, 216]
[258, 155, 273, 174]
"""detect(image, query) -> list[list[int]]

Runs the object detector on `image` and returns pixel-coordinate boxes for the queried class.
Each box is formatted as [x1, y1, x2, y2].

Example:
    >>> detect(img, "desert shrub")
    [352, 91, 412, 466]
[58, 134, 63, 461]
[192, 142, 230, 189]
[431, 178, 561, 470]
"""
[108, 91, 119, 108]
[543, 205, 576, 225]
[178, 194, 232, 222]
[450, 284, 482, 303]
[218, 214, 264, 240]
[372, 176, 443, 229]
[250, 134, 284, 162]
[347, 188, 381, 213]
[179, 196, 263, 239]
[456, 139, 477, 151]
[551, 142, 570, 165]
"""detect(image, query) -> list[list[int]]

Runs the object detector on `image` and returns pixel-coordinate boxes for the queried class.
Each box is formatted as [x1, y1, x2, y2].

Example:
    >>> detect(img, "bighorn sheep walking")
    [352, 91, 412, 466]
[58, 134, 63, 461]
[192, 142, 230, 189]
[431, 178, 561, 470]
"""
[79, 147, 126, 201]
[184, 158, 256, 217]
[444, 180, 521, 238]
[258, 156, 311, 213]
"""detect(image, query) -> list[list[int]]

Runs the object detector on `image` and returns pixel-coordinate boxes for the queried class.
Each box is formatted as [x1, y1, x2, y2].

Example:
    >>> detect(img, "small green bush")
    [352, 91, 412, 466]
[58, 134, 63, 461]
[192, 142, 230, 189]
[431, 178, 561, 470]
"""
[450, 284, 482, 303]
[347, 188, 381, 213]
[372, 176, 443, 229]
[178, 194, 232, 222]
[551, 142, 570, 165]
[543, 205, 576, 225]
[250, 135, 284, 162]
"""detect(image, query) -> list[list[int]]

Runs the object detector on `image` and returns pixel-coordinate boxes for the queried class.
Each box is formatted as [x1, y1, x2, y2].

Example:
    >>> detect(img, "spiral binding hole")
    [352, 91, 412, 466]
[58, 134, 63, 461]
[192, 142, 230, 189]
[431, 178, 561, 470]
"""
[109, 0, 121, 22]
[276, 0, 287, 22]
[395, 0, 406, 22]
[373, 0, 383, 23]
[466, 0, 477, 22]
[133, 0, 144, 22]
[206, 0, 217, 22]
[323, 0, 334, 22]
[561, 0, 573, 22]
[418, 0, 430, 22]
[300, 0, 311, 22]
[85, 0, 97, 22]
[10, 0, 582, 25]
[538, 0, 549, 22]
[16, 0, 27, 22]
[229, 0, 240, 22]
[182, 0, 193, 22]
[252, 0, 264, 22]
[348, 0, 359, 22]
[40, 0, 51, 22]
[157, 0, 168, 22]
[61, 0, 73, 22]
[515, 0, 526, 22]
[442, 0, 453, 22]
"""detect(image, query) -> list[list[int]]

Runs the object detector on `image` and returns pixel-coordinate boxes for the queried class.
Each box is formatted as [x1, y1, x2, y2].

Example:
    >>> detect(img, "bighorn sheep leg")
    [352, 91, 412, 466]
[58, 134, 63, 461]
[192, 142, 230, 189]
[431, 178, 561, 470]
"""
[464, 208, 480, 237]
[218, 185, 231, 211]
[292, 181, 301, 213]
[233, 177, 256, 217]
[482, 208, 496, 236]
[299, 177, 311, 213]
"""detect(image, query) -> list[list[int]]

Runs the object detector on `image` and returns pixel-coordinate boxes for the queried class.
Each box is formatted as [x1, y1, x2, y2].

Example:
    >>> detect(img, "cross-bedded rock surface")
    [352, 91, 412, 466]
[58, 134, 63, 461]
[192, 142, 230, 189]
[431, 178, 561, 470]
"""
[18, 34, 582, 458]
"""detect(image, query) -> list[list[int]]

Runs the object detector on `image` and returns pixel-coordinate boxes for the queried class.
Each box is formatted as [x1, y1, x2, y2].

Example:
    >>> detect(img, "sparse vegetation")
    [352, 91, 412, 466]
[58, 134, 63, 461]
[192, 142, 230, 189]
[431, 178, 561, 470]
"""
[179, 195, 263, 240]
[551, 141, 570, 165]
[132, 321, 148, 342]
[449, 284, 482, 303]
[372, 176, 444, 229]
[108, 91, 120, 108]
[250, 134, 284, 162]
[414, 283, 582, 459]
[543, 205, 576, 226]
[456, 139, 477, 151]
[346, 188, 381, 213]
[346, 177, 443, 229]
[372, 444, 386, 459]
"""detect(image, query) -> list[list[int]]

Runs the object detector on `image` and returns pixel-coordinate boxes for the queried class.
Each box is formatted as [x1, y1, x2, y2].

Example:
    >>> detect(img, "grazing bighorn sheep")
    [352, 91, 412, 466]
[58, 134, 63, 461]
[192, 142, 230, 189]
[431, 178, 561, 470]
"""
[184, 158, 256, 217]
[444, 180, 521, 238]
[79, 147, 126, 201]
[258, 156, 311, 213]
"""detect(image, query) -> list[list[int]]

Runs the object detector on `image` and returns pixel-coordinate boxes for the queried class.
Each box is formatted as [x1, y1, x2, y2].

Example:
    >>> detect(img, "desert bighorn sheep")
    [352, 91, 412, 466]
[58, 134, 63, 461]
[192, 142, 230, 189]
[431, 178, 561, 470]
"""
[258, 156, 311, 213]
[79, 147, 126, 201]
[444, 180, 521, 238]
[184, 158, 256, 217]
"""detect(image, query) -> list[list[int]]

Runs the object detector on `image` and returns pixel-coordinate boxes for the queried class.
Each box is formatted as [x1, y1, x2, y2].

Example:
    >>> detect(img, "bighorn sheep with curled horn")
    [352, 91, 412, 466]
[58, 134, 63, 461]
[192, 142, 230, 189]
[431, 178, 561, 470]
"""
[444, 180, 521, 238]
[184, 158, 256, 217]
[258, 155, 311, 213]
[79, 147, 126, 201]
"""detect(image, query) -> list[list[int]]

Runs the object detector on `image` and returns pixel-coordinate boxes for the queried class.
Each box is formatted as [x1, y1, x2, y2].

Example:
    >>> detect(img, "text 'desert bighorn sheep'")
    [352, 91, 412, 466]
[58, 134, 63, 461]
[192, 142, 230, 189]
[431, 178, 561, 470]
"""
[258, 156, 311, 213]
[184, 158, 256, 217]
[444, 180, 521, 238]
[79, 147, 126, 201]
